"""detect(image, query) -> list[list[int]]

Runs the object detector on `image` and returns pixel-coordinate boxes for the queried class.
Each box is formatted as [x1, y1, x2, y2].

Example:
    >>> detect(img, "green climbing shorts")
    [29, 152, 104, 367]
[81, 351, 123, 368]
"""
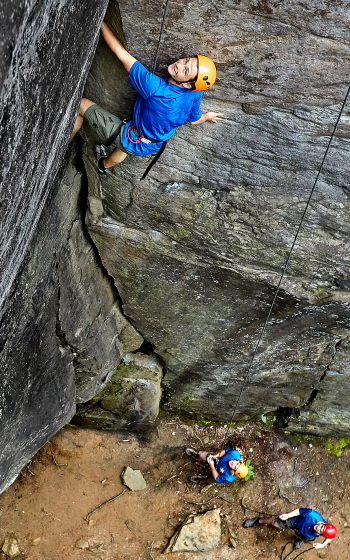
[84, 104, 130, 154]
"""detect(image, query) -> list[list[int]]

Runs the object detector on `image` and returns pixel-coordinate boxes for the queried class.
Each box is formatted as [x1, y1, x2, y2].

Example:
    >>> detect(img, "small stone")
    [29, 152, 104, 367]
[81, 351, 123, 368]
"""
[88, 519, 96, 526]
[317, 551, 327, 559]
[121, 467, 146, 491]
[229, 528, 237, 539]
[2, 537, 21, 558]
[230, 537, 236, 548]
[75, 539, 89, 549]
[32, 537, 41, 546]
[203, 437, 210, 445]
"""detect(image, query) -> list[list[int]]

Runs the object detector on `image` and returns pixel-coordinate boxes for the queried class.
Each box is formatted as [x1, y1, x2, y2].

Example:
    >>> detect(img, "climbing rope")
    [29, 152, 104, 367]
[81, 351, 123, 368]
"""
[152, 0, 170, 73]
[280, 541, 314, 560]
[220, 84, 350, 451]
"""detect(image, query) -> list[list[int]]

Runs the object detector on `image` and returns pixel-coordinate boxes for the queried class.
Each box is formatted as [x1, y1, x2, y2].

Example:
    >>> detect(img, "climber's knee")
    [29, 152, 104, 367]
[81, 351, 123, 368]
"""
[80, 98, 96, 117]
[104, 149, 128, 168]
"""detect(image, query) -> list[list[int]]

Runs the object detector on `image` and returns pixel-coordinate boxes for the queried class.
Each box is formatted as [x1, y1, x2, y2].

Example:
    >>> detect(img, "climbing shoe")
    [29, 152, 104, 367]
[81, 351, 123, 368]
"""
[293, 539, 304, 550]
[185, 448, 198, 460]
[188, 475, 208, 483]
[242, 517, 260, 528]
[94, 143, 107, 175]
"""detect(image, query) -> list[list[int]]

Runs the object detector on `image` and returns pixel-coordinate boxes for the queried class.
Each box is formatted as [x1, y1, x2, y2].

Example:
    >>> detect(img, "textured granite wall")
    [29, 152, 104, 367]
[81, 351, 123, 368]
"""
[1, 0, 350, 496]
[0, 0, 111, 493]
[0, 0, 109, 319]
[82, 0, 350, 435]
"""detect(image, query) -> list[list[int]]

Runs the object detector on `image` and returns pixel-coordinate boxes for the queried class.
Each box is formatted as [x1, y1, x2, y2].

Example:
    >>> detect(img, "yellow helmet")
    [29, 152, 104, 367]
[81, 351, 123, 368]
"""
[193, 55, 217, 91]
[235, 463, 249, 479]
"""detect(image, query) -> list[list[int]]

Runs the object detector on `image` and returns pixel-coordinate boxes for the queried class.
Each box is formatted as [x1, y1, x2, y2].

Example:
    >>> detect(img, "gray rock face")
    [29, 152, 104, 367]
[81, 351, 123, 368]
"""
[164, 509, 221, 553]
[74, 352, 163, 432]
[1, 0, 350, 496]
[0, 0, 109, 319]
[83, 0, 350, 435]
[0, 140, 146, 494]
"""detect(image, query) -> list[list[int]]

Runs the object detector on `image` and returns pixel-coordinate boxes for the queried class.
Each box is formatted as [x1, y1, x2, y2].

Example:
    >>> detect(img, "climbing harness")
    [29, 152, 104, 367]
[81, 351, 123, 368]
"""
[127, 124, 159, 145]
[220, 83, 350, 451]
[125, 122, 168, 180]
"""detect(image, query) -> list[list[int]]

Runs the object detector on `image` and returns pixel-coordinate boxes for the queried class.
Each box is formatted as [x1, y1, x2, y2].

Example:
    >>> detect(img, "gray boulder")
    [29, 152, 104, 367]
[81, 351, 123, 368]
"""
[164, 509, 221, 553]
[73, 352, 163, 432]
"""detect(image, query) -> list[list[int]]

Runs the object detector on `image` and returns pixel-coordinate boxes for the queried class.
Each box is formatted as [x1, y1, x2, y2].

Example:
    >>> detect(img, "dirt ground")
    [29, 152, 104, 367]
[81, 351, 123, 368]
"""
[0, 417, 349, 560]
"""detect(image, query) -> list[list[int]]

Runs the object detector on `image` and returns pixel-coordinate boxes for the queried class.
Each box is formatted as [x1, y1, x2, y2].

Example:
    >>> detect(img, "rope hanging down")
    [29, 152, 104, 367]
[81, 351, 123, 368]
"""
[139, 0, 170, 180]
[152, 0, 170, 73]
[220, 84, 350, 450]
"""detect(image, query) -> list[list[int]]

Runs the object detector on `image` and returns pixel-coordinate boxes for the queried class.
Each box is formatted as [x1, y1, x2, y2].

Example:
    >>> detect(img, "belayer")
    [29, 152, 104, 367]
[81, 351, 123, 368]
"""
[71, 22, 223, 177]
[185, 447, 249, 484]
[243, 507, 337, 550]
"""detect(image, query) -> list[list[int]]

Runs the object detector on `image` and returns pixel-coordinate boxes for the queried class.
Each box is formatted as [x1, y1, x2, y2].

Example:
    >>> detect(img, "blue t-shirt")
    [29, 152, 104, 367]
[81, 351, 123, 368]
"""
[215, 448, 241, 484]
[293, 508, 326, 539]
[121, 61, 203, 155]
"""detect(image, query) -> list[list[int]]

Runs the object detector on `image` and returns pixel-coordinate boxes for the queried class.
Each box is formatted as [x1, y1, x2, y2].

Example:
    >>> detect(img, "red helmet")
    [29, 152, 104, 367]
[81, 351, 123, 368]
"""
[323, 523, 337, 539]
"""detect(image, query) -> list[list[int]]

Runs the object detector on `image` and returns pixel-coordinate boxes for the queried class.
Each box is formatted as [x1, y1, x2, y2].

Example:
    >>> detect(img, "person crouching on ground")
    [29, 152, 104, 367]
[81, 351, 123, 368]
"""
[185, 447, 249, 484]
[243, 507, 337, 550]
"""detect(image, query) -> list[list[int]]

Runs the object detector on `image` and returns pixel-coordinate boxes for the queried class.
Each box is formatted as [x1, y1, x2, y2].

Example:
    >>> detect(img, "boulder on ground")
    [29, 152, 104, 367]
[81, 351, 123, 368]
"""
[164, 509, 221, 553]
[121, 466, 146, 491]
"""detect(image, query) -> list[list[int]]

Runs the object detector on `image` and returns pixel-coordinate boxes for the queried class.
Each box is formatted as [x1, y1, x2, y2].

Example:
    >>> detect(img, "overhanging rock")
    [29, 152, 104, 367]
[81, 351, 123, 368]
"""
[82, 0, 350, 435]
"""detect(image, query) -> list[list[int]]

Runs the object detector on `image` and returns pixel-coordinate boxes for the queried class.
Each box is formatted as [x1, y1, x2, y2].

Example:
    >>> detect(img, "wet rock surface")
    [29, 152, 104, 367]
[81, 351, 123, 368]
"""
[0, 0, 111, 494]
[0, 0, 109, 317]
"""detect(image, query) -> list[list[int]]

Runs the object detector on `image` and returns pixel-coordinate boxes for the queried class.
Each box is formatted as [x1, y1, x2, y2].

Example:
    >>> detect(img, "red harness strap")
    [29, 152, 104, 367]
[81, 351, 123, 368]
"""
[127, 124, 143, 144]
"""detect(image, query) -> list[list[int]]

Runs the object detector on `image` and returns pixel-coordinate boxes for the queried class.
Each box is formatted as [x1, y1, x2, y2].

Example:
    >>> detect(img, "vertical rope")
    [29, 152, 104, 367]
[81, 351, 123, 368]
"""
[152, 0, 170, 73]
[220, 85, 350, 450]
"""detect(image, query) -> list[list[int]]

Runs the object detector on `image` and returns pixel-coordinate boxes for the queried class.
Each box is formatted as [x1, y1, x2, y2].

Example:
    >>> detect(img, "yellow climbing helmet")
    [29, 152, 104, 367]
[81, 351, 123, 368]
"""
[193, 55, 217, 91]
[235, 463, 249, 479]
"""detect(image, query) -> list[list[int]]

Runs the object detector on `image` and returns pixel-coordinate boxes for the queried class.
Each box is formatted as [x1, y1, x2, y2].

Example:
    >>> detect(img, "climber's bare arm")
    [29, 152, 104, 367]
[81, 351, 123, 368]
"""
[101, 22, 136, 73]
[190, 112, 224, 125]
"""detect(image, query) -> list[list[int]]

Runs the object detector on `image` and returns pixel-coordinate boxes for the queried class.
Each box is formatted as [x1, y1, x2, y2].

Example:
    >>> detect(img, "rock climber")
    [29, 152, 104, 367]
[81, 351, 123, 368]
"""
[71, 22, 223, 176]
[185, 447, 249, 484]
[243, 507, 337, 550]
